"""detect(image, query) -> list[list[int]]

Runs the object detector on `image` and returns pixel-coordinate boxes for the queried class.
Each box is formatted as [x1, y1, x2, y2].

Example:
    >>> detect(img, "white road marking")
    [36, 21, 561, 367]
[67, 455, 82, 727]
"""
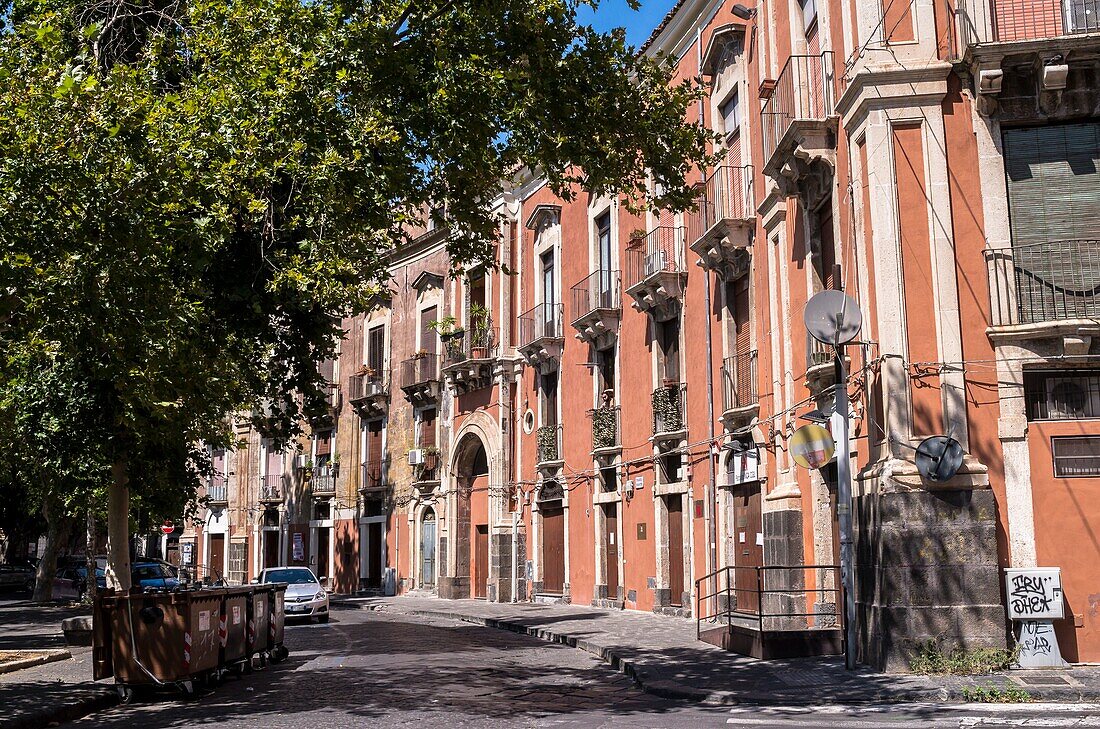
[726, 704, 1100, 715]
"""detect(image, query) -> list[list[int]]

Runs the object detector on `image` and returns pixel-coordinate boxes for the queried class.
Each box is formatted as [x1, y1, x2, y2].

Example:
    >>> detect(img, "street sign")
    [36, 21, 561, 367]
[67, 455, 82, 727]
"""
[790, 423, 835, 469]
[160, 520, 175, 535]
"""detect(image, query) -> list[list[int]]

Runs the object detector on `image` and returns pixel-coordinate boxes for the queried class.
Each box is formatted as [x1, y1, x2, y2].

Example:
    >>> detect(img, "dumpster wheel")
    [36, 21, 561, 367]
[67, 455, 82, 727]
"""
[178, 679, 196, 698]
[116, 685, 136, 705]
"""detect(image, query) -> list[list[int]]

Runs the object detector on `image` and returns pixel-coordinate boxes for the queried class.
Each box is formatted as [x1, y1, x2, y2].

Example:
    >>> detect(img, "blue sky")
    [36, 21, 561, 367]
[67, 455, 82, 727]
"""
[578, 0, 681, 48]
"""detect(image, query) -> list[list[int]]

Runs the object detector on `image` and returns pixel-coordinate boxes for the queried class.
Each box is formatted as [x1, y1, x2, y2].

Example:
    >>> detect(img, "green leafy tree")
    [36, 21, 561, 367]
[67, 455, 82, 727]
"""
[0, 0, 711, 589]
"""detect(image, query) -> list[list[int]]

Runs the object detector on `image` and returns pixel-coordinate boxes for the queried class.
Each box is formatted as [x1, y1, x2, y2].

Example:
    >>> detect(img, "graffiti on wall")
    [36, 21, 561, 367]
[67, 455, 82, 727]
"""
[1005, 567, 1064, 621]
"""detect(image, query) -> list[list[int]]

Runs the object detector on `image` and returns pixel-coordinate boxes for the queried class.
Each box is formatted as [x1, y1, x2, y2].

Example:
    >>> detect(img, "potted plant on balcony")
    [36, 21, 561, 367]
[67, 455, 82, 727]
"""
[428, 315, 464, 341]
[652, 385, 683, 433]
[468, 304, 492, 359]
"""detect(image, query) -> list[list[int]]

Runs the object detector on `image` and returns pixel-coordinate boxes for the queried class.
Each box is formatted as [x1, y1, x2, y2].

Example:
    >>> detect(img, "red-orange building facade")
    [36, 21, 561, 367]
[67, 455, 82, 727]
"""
[174, 0, 1100, 670]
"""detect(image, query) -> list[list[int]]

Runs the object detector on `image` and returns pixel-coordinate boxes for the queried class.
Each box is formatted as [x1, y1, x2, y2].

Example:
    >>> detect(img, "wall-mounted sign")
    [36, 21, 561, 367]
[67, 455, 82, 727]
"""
[791, 424, 835, 469]
[727, 446, 760, 485]
[292, 532, 305, 562]
[1005, 567, 1064, 620]
[181, 542, 194, 566]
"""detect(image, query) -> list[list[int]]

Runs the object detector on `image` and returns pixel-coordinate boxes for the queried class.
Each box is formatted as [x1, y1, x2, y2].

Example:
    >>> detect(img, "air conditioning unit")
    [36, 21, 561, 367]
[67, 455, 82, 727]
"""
[408, 448, 424, 466]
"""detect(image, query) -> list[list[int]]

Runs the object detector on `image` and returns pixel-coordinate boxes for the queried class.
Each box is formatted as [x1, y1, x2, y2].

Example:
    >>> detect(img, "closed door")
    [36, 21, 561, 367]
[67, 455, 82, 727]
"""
[667, 498, 684, 606]
[603, 504, 619, 600]
[317, 528, 331, 583]
[366, 523, 383, 589]
[421, 515, 436, 587]
[473, 525, 489, 599]
[541, 506, 566, 594]
[732, 483, 763, 614]
[264, 532, 279, 569]
[207, 535, 225, 582]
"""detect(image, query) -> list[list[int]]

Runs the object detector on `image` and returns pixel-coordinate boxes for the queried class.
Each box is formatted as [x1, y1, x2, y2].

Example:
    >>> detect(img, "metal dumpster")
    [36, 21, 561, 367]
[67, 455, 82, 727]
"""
[220, 587, 251, 673]
[94, 588, 222, 701]
[268, 583, 289, 662]
[248, 584, 272, 657]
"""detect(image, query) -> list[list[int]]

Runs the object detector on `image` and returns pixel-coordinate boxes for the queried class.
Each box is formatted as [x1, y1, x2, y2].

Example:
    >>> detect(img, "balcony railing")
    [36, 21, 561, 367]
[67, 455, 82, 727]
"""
[686, 166, 755, 245]
[400, 354, 440, 389]
[958, 0, 1100, 44]
[443, 326, 497, 366]
[984, 240, 1100, 327]
[625, 227, 686, 290]
[312, 466, 336, 496]
[518, 303, 564, 348]
[807, 334, 835, 370]
[589, 405, 621, 451]
[361, 458, 387, 490]
[348, 369, 388, 402]
[206, 477, 228, 504]
[414, 450, 441, 482]
[260, 474, 284, 502]
[761, 53, 836, 167]
[722, 351, 759, 413]
[570, 269, 622, 322]
[536, 423, 562, 464]
[652, 383, 687, 435]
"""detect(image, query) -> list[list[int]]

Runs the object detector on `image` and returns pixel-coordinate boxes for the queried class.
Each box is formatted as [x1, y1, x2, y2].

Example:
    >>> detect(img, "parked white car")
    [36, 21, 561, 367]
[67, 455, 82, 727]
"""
[257, 567, 329, 623]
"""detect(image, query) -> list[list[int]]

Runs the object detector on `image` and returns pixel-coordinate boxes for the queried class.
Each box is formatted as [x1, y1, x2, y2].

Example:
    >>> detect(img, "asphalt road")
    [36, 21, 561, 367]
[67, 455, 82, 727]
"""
[52, 604, 1100, 728]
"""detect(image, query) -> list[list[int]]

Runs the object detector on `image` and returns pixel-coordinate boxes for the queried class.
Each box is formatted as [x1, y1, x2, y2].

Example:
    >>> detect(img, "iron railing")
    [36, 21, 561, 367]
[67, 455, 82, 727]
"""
[590, 405, 621, 450]
[518, 303, 564, 348]
[570, 269, 622, 322]
[761, 53, 836, 167]
[695, 564, 842, 637]
[348, 369, 389, 401]
[443, 326, 497, 366]
[536, 423, 563, 463]
[957, 0, 1100, 44]
[985, 241, 1100, 327]
[652, 383, 687, 434]
[625, 227, 686, 290]
[206, 477, 228, 504]
[312, 465, 336, 496]
[360, 457, 388, 490]
[808, 335, 835, 370]
[722, 351, 759, 412]
[260, 474, 284, 502]
[414, 451, 441, 482]
[686, 166, 755, 246]
[400, 354, 440, 389]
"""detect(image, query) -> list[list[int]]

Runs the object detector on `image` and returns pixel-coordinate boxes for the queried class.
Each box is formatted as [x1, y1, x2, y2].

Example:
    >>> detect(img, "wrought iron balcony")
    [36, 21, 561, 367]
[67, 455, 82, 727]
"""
[360, 457, 388, 491]
[687, 166, 755, 280]
[311, 465, 337, 496]
[721, 351, 759, 425]
[348, 369, 389, 415]
[400, 354, 441, 404]
[414, 450, 441, 484]
[442, 326, 497, 394]
[760, 53, 836, 189]
[625, 227, 687, 320]
[984, 240, 1100, 334]
[589, 405, 621, 455]
[259, 474, 284, 503]
[652, 383, 687, 439]
[957, 0, 1100, 45]
[517, 303, 564, 368]
[570, 270, 622, 346]
[536, 423, 563, 468]
[206, 476, 228, 505]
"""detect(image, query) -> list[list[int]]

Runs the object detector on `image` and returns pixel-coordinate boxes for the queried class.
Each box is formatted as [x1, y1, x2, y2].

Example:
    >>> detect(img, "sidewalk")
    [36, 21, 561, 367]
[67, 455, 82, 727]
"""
[335, 595, 1100, 705]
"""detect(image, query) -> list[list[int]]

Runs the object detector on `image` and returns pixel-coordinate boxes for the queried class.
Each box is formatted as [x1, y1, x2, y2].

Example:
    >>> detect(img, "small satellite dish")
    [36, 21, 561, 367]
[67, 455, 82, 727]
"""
[804, 290, 862, 346]
[915, 435, 965, 483]
[791, 423, 835, 469]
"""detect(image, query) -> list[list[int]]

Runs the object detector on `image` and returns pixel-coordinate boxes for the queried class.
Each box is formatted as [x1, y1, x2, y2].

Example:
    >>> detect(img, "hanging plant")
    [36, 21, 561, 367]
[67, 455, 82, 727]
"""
[652, 386, 683, 432]
[536, 424, 559, 462]
[591, 406, 619, 449]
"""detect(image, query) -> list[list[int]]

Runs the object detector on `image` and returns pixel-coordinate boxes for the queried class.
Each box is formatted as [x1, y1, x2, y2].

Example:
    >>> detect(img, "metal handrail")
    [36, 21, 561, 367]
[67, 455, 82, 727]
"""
[652, 382, 687, 434]
[686, 166, 755, 246]
[625, 227, 686, 290]
[761, 52, 836, 166]
[570, 269, 622, 323]
[589, 405, 621, 450]
[400, 354, 441, 389]
[518, 302, 564, 347]
[722, 351, 758, 412]
[348, 369, 389, 401]
[984, 241, 1100, 327]
[259, 474, 284, 501]
[695, 564, 843, 639]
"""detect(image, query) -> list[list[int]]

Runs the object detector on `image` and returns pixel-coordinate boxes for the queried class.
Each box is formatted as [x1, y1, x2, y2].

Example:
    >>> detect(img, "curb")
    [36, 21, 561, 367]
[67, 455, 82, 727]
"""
[389, 606, 1100, 706]
[5, 688, 118, 729]
[0, 649, 72, 676]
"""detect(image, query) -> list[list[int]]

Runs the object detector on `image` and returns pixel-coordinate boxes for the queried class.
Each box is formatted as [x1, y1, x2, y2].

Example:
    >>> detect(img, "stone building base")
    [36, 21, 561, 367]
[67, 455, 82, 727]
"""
[855, 487, 1007, 672]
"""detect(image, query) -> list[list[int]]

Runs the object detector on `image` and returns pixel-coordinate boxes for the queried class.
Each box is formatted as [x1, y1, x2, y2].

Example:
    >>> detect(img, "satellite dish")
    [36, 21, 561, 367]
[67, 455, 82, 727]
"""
[791, 423, 835, 469]
[804, 290, 862, 346]
[915, 435, 965, 483]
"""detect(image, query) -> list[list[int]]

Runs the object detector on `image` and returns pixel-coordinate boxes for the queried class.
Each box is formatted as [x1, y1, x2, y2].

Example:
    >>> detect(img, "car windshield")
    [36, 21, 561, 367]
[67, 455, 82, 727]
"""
[133, 564, 174, 582]
[263, 569, 316, 585]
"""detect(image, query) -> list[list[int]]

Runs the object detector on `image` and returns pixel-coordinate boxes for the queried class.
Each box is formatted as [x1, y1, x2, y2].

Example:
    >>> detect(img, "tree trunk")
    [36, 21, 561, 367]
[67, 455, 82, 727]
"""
[85, 511, 97, 603]
[33, 500, 73, 603]
[105, 460, 132, 591]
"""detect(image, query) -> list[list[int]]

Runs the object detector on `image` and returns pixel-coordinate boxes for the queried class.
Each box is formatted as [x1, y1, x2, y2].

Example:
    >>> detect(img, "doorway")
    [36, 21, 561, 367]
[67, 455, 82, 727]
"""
[421, 510, 436, 588]
[207, 534, 225, 583]
[603, 503, 619, 600]
[473, 525, 489, 599]
[362, 523, 383, 589]
[316, 527, 331, 584]
[731, 482, 763, 614]
[541, 505, 566, 594]
[263, 531, 280, 570]
[666, 497, 684, 606]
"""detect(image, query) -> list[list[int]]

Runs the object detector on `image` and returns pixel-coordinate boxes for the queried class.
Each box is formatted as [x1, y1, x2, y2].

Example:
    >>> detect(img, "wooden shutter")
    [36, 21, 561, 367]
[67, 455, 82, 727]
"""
[315, 430, 332, 457]
[419, 408, 437, 448]
[732, 279, 751, 354]
[264, 441, 282, 475]
[366, 421, 383, 461]
[367, 326, 385, 372]
[420, 306, 437, 356]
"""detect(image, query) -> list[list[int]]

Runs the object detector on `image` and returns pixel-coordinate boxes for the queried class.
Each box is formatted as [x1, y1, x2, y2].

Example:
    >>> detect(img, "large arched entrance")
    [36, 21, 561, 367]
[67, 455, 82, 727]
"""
[453, 433, 490, 599]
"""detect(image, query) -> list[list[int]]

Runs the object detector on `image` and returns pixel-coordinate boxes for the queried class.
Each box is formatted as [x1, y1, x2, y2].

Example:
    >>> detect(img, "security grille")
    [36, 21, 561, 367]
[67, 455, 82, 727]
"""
[1052, 436, 1100, 477]
[1024, 370, 1100, 420]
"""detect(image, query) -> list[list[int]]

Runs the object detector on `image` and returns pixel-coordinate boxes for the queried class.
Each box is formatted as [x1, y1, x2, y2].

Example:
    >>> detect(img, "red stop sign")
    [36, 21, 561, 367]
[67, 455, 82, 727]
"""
[160, 520, 175, 534]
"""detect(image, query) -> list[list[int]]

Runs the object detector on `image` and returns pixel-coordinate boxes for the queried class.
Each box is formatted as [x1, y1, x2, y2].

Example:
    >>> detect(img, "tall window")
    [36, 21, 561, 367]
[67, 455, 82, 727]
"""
[541, 370, 559, 426]
[597, 346, 616, 398]
[541, 250, 557, 334]
[417, 408, 437, 448]
[420, 306, 438, 356]
[658, 318, 681, 384]
[719, 91, 740, 138]
[597, 212, 613, 307]
[366, 325, 385, 373]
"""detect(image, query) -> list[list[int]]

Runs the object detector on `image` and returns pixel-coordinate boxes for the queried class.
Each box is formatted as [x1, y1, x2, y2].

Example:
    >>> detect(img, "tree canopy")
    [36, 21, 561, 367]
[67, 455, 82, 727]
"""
[0, 0, 711, 585]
